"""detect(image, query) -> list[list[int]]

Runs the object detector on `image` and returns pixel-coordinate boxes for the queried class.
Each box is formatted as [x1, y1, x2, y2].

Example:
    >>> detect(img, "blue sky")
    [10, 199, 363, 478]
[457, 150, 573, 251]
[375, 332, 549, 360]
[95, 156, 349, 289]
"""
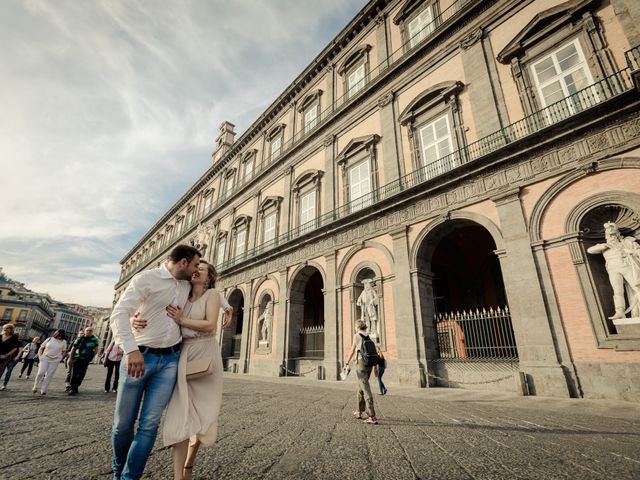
[0, 0, 365, 306]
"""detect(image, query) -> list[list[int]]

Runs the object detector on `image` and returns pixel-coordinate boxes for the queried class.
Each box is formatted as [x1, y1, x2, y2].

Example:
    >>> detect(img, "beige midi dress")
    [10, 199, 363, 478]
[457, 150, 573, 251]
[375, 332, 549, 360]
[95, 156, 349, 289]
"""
[163, 289, 223, 447]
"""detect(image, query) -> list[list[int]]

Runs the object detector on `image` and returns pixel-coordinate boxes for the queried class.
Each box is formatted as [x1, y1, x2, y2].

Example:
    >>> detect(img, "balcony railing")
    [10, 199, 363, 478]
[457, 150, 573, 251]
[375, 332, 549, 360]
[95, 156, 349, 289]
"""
[219, 67, 635, 271]
[435, 307, 517, 360]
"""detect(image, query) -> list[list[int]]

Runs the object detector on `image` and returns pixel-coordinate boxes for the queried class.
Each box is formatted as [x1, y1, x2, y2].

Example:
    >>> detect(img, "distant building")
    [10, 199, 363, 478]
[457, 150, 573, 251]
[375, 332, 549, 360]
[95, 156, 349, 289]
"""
[0, 281, 54, 340]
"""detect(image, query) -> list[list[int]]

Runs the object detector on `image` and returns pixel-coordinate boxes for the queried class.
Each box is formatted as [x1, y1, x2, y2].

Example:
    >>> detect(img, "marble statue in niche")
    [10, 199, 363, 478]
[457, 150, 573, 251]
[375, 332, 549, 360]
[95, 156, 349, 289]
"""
[587, 221, 640, 319]
[356, 279, 379, 336]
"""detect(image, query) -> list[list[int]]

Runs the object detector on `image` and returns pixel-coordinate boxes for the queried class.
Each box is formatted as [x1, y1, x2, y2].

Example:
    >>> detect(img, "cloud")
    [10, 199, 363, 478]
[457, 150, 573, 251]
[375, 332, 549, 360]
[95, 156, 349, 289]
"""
[0, 0, 365, 305]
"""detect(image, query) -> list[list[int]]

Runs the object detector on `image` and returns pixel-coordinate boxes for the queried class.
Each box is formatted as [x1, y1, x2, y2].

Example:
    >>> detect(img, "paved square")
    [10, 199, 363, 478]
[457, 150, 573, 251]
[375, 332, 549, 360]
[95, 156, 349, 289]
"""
[1, 365, 639, 479]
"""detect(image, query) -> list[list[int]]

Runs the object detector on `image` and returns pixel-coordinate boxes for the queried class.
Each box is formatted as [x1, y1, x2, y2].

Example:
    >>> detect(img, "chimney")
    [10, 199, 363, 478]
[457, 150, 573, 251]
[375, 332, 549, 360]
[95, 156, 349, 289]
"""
[212, 121, 236, 163]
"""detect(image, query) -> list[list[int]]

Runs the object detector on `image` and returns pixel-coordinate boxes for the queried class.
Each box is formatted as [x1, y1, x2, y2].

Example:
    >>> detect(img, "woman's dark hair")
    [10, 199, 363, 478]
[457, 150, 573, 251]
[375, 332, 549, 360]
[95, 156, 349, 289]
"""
[169, 244, 202, 264]
[200, 260, 217, 289]
[54, 330, 66, 340]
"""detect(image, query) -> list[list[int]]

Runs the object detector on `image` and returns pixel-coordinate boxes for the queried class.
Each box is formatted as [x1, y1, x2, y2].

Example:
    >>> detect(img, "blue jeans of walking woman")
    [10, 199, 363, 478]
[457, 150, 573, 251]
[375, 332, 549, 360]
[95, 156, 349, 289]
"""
[377, 366, 387, 394]
[111, 350, 179, 480]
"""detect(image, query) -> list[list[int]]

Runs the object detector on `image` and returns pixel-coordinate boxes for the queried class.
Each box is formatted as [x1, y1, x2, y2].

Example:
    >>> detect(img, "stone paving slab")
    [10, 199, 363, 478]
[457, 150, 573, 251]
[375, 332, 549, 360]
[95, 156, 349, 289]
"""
[0, 365, 639, 479]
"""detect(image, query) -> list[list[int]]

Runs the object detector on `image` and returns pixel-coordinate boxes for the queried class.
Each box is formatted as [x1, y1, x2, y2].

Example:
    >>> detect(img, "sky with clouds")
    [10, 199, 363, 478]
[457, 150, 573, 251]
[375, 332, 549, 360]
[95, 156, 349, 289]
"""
[0, 0, 365, 307]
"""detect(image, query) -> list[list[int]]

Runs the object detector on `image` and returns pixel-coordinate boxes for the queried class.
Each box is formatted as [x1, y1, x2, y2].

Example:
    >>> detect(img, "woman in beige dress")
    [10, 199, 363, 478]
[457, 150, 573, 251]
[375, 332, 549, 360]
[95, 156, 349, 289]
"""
[164, 260, 227, 480]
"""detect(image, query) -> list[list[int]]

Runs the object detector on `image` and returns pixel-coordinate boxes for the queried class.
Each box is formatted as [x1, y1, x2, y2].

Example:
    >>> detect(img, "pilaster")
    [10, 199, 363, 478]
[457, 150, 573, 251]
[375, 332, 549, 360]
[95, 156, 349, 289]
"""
[390, 227, 426, 387]
[322, 252, 339, 380]
[493, 189, 571, 397]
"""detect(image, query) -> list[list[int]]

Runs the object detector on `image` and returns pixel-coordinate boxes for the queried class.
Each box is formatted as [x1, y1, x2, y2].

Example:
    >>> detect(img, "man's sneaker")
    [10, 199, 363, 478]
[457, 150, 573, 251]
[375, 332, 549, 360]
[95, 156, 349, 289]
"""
[363, 416, 378, 425]
[67, 390, 78, 396]
[26, 376, 30, 380]
[18, 374, 22, 378]
[64, 386, 71, 393]
[0, 385, 5, 391]
[352, 411, 363, 419]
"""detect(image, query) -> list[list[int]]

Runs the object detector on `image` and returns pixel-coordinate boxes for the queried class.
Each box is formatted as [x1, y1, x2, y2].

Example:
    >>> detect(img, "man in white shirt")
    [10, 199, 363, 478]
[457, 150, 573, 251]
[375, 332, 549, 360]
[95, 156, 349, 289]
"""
[110, 244, 201, 480]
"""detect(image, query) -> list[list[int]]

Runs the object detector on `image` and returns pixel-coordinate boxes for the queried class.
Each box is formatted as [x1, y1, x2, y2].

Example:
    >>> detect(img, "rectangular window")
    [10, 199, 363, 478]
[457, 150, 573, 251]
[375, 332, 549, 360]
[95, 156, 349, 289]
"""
[271, 136, 282, 160]
[18, 310, 28, 321]
[225, 175, 235, 197]
[235, 230, 246, 256]
[263, 212, 277, 243]
[348, 160, 372, 213]
[216, 239, 226, 266]
[347, 64, 366, 99]
[244, 158, 254, 183]
[304, 106, 318, 134]
[300, 190, 317, 233]
[2, 308, 13, 320]
[419, 113, 454, 177]
[531, 39, 595, 121]
[408, 7, 434, 48]
[186, 209, 194, 226]
[203, 193, 211, 214]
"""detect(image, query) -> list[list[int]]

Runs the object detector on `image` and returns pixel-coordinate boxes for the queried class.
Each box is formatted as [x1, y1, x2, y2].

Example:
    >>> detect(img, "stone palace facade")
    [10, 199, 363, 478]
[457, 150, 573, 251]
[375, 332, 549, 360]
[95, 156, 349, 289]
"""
[114, 0, 640, 400]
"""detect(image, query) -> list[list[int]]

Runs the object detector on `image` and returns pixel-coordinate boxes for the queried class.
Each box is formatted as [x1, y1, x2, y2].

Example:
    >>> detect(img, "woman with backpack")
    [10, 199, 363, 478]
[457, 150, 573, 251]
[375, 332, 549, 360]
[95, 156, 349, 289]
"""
[343, 320, 378, 425]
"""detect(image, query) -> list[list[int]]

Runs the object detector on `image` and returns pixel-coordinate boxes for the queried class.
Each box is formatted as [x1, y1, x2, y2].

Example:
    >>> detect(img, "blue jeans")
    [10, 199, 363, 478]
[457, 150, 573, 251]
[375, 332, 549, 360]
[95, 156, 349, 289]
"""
[3, 359, 18, 386]
[377, 366, 387, 394]
[111, 351, 179, 480]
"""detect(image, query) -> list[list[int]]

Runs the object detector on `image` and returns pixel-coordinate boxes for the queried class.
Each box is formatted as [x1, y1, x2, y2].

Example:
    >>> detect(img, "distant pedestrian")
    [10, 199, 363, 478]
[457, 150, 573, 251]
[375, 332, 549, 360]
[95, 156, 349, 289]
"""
[0, 324, 20, 391]
[33, 330, 67, 395]
[2, 330, 21, 390]
[343, 320, 379, 425]
[64, 331, 83, 391]
[67, 327, 99, 395]
[373, 346, 387, 395]
[102, 340, 123, 393]
[19, 337, 41, 379]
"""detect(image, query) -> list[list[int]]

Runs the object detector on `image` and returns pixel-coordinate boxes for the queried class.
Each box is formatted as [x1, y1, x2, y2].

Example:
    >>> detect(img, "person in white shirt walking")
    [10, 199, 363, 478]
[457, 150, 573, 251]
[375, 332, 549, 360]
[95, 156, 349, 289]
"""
[33, 330, 67, 395]
[109, 245, 201, 480]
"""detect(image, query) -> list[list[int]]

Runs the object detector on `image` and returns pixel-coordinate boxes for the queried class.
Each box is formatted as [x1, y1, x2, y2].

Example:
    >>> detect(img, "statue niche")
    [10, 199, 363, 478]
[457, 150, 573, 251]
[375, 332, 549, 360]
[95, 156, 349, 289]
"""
[256, 296, 274, 350]
[355, 278, 380, 338]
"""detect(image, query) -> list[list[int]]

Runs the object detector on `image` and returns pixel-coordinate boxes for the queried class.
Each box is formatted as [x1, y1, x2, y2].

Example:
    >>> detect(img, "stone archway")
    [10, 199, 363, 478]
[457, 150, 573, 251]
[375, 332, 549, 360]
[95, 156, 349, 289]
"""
[222, 289, 245, 368]
[287, 265, 325, 368]
[415, 219, 516, 365]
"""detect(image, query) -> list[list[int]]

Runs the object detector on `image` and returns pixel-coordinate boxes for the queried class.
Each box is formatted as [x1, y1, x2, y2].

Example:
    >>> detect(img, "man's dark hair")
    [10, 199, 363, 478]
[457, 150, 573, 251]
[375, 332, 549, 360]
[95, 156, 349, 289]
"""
[169, 244, 202, 264]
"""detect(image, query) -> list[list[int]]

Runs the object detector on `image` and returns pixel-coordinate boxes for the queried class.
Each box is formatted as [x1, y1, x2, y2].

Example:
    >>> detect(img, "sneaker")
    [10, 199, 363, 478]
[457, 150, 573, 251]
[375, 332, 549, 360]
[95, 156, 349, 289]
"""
[104, 389, 109, 393]
[363, 416, 378, 425]
[112, 389, 117, 393]
[64, 386, 71, 393]
[40, 391, 46, 396]
[67, 390, 78, 396]
[26, 376, 30, 380]
[0, 385, 5, 391]
[18, 374, 22, 378]
[32, 387, 37, 393]
[352, 411, 363, 419]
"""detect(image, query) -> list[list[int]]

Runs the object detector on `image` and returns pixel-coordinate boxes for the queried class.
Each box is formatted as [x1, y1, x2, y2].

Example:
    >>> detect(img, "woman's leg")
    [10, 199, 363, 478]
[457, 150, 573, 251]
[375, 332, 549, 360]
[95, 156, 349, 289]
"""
[183, 439, 201, 480]
[378, 367, 386, 394]
[112, 361, 121, 391]
[40, 359, 60, 393]
[34, 358, 49, 390]
[105, 361, 113, 392]
[26, 358, 35, 376]
[171, 439, 189, 480]
[20, 359, 30, 376]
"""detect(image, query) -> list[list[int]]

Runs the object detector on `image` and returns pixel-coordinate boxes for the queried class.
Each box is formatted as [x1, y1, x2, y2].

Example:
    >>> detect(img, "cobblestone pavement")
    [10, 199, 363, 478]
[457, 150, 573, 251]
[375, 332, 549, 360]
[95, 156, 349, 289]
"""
[1, 364, 639, 480]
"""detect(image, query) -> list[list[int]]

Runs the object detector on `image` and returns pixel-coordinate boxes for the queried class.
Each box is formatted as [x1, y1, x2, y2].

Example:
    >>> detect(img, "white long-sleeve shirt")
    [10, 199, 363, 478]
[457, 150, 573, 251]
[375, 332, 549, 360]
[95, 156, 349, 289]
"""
[110, 264, 191, 354]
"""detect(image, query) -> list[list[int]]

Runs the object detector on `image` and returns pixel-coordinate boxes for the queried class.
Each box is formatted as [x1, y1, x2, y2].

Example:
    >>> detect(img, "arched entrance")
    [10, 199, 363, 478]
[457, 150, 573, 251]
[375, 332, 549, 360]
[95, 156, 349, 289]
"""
[222, 289, 245, 371]
[286, 266, 325, 374]
[416, 220, 517, 368]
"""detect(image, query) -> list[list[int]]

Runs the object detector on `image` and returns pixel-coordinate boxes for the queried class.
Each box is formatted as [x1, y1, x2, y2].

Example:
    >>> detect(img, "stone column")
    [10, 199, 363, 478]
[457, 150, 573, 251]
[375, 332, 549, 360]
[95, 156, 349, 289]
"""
[323, 251, 339, 380]
[251, 191, 262, 250]
[281, 167, 294, 236]
[274, 268, 289, 375]
[492, 189, 571, 397]
[610, 0, 640, 48]
[460, 28, 506, 138]
[390, 227, 426, 386]
[323, 135, 336, 215]
[239, 281, 253, 374]
[378, 92, 401, 183]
